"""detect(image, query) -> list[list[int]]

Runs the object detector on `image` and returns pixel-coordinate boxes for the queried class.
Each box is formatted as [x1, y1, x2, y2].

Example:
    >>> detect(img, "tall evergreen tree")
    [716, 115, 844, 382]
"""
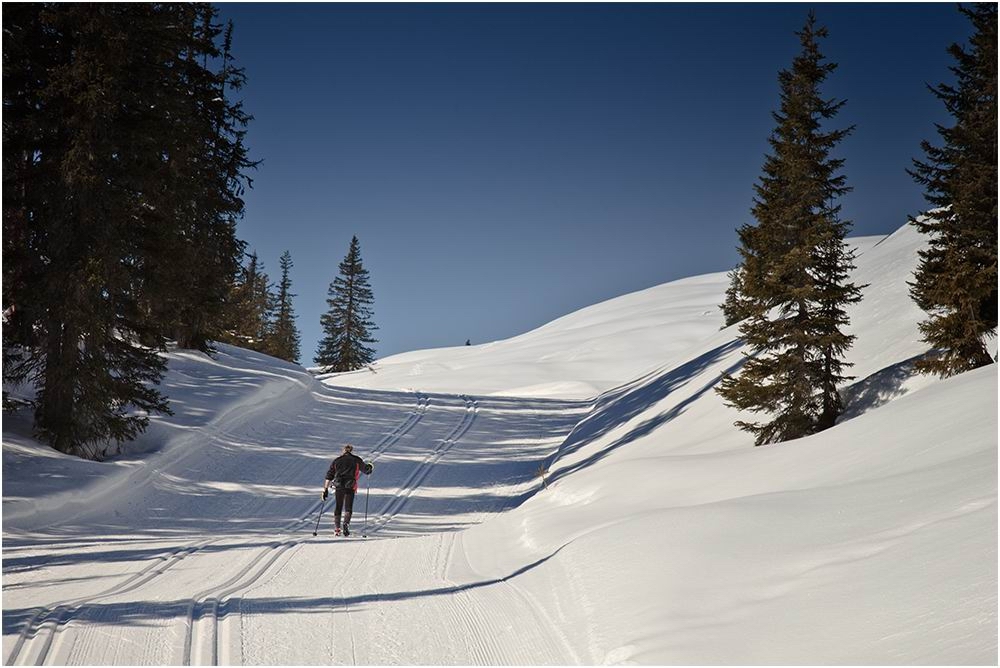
[268, 251, 302, 363]
[716, 14, 862, 445]
[140, 11, 253, 352]
[315, 236, 378, 373]
[2, 5, 253, 458]
[909, 3, 997, 376]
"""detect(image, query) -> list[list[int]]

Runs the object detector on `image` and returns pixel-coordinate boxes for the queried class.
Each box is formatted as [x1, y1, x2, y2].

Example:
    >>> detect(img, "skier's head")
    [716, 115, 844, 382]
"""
[343, 444, 354, 454]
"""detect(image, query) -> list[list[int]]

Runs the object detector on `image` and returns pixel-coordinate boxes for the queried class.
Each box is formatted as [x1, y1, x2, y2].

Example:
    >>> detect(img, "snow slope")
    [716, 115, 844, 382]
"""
[3, 221, 996, 665]
[318, 237, 892, 400]
[316, 272, 735, 399]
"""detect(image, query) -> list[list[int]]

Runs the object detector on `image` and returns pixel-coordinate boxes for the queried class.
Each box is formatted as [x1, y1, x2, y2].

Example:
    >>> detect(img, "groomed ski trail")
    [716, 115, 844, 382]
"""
[3, 385, 591, 665]
[5, 387, 429, 666]
[238, 530, 584, 665]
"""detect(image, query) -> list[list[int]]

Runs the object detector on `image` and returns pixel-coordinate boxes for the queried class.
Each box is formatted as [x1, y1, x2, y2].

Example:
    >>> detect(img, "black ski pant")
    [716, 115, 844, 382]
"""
[334, 488, 356, 527]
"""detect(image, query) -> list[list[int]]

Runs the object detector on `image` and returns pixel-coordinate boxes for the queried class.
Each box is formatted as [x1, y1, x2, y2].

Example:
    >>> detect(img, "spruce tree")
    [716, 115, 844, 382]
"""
[315, 236, 378, 373]
[720, 267, 755, 327]
[909, 3, 997, 376]
[221, 252, 275, 352]
[268, 251, 302, 363]
[717, 13, 862, 445]
[4, 4, 172, 456]
[141, 10, 253, 352]
[2, 5, 253, 458]
[3, 4, 54, 371]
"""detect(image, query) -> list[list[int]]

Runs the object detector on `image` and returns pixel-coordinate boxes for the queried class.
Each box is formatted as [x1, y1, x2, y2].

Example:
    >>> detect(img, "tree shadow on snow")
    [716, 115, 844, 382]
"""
[544, 339, 743, 485]
[1, 538, 304, 573]
[1, 544, 564, 636]
[838, 354, 924, 422]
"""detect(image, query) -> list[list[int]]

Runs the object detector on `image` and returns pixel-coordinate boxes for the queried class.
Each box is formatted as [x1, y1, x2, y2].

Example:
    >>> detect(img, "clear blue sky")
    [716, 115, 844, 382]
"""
[216, 2, 971, 361]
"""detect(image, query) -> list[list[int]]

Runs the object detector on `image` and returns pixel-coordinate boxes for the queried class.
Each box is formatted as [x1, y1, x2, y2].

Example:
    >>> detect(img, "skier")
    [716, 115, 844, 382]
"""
[321, 444, 373, 536]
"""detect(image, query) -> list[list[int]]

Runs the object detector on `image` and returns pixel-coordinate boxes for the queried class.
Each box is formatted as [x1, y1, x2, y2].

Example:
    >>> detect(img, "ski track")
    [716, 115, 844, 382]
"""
[4, 388, 428, 666]
[4, 387, 586, 665]
[235, 395, 485, 665]
[235, 394, 584, 665]
[178, 390, 431, 667]
[363, 395, 479, 536]
[10, 406, 309, 667]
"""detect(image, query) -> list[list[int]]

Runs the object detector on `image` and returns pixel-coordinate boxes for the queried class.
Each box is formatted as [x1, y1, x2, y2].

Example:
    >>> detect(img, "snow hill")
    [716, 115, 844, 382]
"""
[3, 221, 997, 665]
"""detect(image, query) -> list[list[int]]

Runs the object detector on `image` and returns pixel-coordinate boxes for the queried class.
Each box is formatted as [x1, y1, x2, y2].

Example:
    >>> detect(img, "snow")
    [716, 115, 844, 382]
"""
[3, 221, 996, 665]
[314, 271, 737, 400]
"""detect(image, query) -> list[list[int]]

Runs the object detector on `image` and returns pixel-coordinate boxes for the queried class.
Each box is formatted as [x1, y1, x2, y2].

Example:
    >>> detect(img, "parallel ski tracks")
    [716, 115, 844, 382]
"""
[181, 391, 434, 666]
[4, 537, 216, 666]
[181, 538, 304, 665]
[363, 395, 479, 536]
[199, 394, 477, 666]
[4, 390, 430, 667]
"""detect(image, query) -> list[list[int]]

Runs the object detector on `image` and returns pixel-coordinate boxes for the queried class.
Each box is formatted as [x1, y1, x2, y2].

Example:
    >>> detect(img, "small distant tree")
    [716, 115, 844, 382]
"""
[720, 267, 755, 327]
[908, 3, 997, 376]
[315, 236, 378, 372]
[267, 250, 301, 363]
[221, 251, 275, 352]
[535, 464, 550, 489]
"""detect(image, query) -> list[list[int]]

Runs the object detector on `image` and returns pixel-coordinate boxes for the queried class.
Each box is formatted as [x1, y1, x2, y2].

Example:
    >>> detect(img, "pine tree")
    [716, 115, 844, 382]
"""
[141, 10, 253, 352]
[221, 252, 275, 352]
[268, 251, 302, 363]
[720, 267, 755, 327]
[2, 5, 254, 458]
[909, 3, 997, 377]
[811, 221, 864, 430]
[3, 4, 54, 373]
[4, 4, 173, 457]
[717, 13, 862, 446]
[315, 236, 378, 373]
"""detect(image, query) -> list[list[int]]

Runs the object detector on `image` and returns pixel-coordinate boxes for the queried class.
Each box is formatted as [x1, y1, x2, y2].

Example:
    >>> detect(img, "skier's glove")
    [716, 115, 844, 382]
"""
[322, 489, 328, 501]
[363, 462, 374, 475]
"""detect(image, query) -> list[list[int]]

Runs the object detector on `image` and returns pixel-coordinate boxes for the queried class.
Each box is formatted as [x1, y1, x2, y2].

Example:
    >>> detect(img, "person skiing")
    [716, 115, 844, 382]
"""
[321, 444, 373, 536]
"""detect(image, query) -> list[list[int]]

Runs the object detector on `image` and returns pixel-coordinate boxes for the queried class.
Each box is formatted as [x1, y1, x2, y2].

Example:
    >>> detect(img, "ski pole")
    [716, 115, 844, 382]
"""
[362, 472, 371, 538]
[312, 498, 326, 536]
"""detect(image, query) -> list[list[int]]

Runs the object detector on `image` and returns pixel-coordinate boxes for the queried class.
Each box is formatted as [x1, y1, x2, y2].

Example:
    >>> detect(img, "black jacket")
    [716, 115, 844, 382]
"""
[326, 453, 367, 491]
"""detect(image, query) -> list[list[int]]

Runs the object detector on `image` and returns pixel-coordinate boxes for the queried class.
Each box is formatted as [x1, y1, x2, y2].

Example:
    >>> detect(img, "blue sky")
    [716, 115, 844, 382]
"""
[216, 3, 971, 361]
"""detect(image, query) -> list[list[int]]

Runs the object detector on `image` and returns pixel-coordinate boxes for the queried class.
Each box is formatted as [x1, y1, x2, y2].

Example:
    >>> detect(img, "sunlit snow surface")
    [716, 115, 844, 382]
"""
[3, 223, 996, 665]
